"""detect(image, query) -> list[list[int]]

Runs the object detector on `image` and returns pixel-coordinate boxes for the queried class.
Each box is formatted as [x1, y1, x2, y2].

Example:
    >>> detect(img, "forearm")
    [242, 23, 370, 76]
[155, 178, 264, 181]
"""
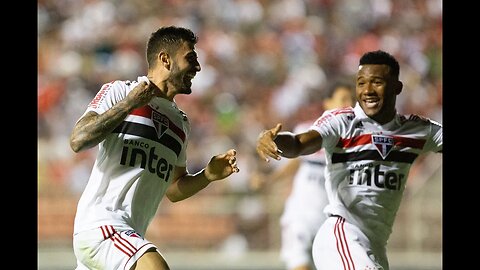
[274, 132, 303, 158]
[167, 149, 238, 202]
[166, 169, 211, 202]
[70, 99, 134, 152]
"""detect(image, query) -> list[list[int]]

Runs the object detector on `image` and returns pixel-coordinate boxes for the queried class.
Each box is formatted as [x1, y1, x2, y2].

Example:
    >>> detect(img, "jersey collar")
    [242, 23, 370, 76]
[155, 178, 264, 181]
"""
[137, 75, 149, 84]
[353, 103, 402, 128]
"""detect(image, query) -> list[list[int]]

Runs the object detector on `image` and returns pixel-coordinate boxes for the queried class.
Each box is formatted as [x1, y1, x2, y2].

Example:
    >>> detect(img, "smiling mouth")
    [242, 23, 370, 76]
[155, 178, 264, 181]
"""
[363, 99, 379, 109]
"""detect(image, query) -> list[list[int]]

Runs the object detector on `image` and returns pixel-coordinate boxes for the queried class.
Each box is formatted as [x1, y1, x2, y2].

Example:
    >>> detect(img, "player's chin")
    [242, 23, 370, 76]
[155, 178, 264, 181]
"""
[363, 109, 380, 118]
[360, 102, 381, 117]
[179, 87, 192, 95]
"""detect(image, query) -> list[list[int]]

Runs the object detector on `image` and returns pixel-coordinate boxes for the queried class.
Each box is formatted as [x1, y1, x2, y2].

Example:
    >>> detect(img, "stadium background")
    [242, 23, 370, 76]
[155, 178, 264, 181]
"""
[38, 0, 442, 269]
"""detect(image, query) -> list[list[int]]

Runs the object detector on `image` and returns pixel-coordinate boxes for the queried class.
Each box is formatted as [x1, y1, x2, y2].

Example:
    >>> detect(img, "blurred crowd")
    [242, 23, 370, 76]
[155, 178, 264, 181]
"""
[38, 0, 442, 251]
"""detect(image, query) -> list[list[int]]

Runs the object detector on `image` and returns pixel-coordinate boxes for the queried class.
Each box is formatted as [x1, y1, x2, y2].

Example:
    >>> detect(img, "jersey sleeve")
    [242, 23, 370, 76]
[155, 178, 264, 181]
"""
[309, 111, 342, 151]
[77, 80, 129, 121]
[423, 119, 442, 153]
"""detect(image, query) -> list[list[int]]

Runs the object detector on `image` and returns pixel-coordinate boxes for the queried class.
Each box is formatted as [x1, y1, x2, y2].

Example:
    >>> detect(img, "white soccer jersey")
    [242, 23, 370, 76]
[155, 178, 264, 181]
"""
[309, 103, 442, 246]
[73, 76, 190, 236]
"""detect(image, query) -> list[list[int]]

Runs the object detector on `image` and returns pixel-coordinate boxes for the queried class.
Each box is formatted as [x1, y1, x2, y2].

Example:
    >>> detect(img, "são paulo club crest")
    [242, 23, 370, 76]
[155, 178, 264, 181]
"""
[152, 111, 169, 139]
[371, 134, 394, 159]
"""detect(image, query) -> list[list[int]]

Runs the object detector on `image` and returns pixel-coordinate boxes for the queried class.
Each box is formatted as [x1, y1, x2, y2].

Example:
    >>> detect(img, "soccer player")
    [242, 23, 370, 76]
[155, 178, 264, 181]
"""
[69, 26, 239, 270]
[253, 82, 354, 270]
[256, 50, 442, 270]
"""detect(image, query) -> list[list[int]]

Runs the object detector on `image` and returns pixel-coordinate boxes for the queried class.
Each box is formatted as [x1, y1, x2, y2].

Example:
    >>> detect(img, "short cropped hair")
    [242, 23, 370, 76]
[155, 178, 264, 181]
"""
[359, 50, 400, 79]
[146, 26, 198, 68]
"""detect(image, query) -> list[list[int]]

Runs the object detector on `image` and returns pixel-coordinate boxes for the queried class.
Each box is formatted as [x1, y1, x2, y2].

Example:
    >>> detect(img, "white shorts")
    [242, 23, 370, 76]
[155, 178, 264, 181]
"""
[279, 221, 317, 269]
[279, 188, 328, 269]
[73, 225, 162, 270]
[312, 216, 388, 270]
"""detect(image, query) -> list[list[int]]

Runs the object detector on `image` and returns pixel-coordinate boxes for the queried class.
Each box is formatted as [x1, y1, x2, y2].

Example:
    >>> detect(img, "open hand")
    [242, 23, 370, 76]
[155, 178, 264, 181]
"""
[256, 123, 283, 162]
[204, 149, 239, 181]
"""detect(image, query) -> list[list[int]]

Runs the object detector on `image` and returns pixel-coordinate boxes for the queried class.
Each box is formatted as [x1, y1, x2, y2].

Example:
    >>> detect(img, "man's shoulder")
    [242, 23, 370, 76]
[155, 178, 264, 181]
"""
[98, 79, 131, 93]
[326, 107, 356, 122]
[313, 106, 355, 127]
[401, 114, 442, 128]
[110, 76, 148, 89]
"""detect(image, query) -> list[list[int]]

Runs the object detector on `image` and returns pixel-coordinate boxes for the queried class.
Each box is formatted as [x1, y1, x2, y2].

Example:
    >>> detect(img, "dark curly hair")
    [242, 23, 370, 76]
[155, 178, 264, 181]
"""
[359, 50, 400, 79]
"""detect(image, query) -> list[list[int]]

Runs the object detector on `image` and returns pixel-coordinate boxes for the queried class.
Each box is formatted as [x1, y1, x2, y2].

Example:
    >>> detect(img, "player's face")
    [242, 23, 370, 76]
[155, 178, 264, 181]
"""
[356, 64, 401, 124]
[325, 87, 354, 110]
[170, 41, 201, 95]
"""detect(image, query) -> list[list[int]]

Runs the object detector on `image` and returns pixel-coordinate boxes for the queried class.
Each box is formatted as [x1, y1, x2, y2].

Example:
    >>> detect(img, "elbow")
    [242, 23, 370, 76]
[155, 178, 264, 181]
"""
[166, 186, 187, 203]
[69, 135, 84, 153]
[70, 140, 80, 153]
[168, 197, 182, 203]
[166, 192, 183, 203]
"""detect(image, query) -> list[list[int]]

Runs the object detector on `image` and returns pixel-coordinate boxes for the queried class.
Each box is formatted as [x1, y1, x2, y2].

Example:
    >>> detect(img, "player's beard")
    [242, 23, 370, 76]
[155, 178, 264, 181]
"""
[170, 63, 192, 95]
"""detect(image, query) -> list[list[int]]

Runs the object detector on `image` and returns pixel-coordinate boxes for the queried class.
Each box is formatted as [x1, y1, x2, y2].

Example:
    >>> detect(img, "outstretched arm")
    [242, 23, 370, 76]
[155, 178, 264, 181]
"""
[166, 149, 239, 202]
[256, 123, 323, 162]
[70, 81, 158, 152]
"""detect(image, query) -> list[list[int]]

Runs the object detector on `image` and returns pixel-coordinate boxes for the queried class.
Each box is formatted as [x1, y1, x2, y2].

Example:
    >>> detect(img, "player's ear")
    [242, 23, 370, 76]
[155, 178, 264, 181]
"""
[158, 52, 171, 70]
[394, 80, 403, 95]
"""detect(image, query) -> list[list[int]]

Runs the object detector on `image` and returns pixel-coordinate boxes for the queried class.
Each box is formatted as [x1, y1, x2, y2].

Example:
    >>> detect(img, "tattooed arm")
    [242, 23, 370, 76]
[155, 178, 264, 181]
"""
[70, 81, 158, 153]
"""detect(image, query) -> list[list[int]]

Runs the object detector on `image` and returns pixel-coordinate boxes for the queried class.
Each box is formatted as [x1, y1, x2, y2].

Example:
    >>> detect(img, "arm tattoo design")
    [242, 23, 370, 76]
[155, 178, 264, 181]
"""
[71, 100, 133, 151]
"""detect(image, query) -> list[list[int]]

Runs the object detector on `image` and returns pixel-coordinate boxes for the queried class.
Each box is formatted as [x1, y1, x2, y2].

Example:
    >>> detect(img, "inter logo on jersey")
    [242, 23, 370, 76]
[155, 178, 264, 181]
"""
[152, 111, 169, 139]
[372, 135, 394, 159]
